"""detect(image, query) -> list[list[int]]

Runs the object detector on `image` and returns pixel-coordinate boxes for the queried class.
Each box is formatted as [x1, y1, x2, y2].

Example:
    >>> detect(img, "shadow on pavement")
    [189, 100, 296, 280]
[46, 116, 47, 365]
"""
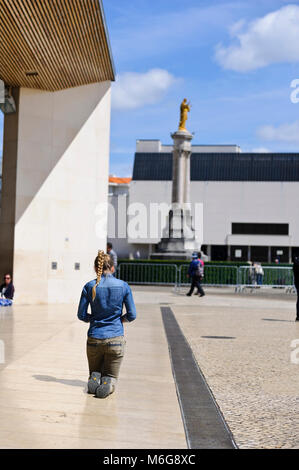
[33, 374, 86, 388]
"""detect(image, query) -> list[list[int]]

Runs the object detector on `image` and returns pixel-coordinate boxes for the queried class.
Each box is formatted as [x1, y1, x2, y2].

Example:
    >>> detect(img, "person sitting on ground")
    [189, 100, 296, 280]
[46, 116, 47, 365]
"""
[186, 252, 205, 298]
[77, 250, 137, 398]
[0, 274, 14, 301]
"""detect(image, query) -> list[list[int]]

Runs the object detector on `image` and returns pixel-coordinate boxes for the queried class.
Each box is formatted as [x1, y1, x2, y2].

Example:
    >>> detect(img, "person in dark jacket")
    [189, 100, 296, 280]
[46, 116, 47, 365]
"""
[0, 274, 14, 300]
[293, 257, 299, 321]
[186, 252, 205, 297]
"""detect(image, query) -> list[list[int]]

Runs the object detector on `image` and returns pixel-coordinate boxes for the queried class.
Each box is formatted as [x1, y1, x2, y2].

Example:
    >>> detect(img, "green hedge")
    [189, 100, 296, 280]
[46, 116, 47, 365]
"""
[117, 259, 293, 285]
[118, 263, 177, 285]
[118, 259, 292, 268]
[118, 261, 239, 285]
[119, 258, 248, 267]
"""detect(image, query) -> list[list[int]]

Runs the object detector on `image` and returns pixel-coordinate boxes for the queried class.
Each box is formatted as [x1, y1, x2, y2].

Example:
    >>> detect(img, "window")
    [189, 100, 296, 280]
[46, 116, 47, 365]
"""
[271, 247, 289, 263]
[251, 246, 268, 263]
[231, 246, 248, 262]
[211, 245, 228, 261]
[232, 223, 289, 236]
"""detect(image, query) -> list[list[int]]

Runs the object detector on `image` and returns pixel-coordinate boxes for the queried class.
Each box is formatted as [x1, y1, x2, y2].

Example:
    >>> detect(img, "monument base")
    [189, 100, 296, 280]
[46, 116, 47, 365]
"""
[151, 208, 201, 261]
[150, 252, 191, 261]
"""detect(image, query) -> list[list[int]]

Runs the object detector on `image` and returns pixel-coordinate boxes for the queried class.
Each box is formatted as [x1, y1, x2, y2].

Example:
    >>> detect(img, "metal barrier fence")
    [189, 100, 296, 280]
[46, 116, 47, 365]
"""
[236, 266, 294, 293]
[117, 263, 178, 286]
[116, 263, 296, 293]
[179, 264, 238, 287]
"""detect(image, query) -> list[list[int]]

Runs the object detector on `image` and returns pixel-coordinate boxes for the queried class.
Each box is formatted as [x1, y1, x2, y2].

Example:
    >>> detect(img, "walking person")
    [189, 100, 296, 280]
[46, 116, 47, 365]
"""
[186, 252, 205, 297]
[77, 250, 137, 398]
[293, 256, 299, 322]
[254, 262, 264, 286]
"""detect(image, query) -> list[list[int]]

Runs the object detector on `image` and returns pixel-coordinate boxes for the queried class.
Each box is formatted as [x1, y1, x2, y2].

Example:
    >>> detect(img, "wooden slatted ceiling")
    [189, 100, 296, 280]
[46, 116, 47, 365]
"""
[0, 0, 115, 91]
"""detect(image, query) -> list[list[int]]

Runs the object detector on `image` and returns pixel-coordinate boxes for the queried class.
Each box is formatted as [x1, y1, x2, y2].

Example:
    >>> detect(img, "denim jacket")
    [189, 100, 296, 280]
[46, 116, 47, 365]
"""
[77, 274, 137, 339]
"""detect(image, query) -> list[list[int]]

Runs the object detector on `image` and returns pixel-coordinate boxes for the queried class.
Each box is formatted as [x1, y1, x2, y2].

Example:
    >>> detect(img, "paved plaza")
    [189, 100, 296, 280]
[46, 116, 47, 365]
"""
[0, 286, 298, 449]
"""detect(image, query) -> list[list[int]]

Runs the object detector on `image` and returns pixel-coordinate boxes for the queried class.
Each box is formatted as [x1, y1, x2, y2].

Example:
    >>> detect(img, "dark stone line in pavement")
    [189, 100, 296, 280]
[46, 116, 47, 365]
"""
[161, 306, 237, 450]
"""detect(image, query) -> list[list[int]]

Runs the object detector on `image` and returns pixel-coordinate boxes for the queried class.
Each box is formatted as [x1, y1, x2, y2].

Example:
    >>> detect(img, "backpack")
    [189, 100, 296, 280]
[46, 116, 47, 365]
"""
[195, 260, 204, 278]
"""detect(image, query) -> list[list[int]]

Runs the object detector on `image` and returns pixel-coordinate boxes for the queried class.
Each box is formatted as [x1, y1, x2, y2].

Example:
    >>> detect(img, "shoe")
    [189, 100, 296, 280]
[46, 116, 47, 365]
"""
[87, 372, 101, 394]
[186, 293, 192, 296]
[296, 317, 299, 322]
[199, 293, 205, 297]
[95, 376, 116, 399]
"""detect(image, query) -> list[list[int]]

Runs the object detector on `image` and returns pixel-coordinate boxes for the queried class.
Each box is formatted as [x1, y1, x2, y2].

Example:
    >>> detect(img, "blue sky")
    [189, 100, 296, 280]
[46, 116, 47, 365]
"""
[2, 1, 299, 176]
[104, 0, 299, 175]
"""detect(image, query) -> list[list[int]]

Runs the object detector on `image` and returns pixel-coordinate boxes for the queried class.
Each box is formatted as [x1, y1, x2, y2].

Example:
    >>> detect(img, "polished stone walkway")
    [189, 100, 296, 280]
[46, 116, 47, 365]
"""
[0, 301, 186, 449]
[1, 286, 298, 449]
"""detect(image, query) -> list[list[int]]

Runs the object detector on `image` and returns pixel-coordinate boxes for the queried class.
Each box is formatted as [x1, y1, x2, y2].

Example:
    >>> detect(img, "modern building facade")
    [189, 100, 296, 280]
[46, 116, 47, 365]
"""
[0, 0, 114, 303]
[110, 140, 299, 263]
[108, 176, 131, 258]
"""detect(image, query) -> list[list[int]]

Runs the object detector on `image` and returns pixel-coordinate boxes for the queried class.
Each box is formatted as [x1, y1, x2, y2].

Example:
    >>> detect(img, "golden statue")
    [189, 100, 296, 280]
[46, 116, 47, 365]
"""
[178, 98, 191, 131]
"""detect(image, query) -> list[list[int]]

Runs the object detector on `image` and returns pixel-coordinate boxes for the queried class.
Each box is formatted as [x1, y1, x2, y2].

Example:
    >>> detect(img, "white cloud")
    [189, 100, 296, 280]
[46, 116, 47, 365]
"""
[215, 5, 299, 72]
[257, 121, 299, 143]
[112, 69, 176, 110]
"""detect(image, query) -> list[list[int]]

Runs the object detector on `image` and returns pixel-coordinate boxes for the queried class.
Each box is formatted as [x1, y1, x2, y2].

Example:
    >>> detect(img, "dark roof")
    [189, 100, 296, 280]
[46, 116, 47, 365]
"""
[132, 152, 299, 182]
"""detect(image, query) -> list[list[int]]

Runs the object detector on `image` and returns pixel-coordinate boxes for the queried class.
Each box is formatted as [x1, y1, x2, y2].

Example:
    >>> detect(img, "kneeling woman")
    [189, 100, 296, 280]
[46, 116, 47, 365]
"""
[77, 251, 137, 398]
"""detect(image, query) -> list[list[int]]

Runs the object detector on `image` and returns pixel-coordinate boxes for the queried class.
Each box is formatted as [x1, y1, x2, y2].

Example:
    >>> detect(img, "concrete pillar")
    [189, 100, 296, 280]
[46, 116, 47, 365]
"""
[184, 149, 191, 204]
[268, 246, 272, 264]
[0, 82, 111, 304]
[153, 128, 202, 259]
[171, 130, 193, 206]
[0, 87, 20, 277]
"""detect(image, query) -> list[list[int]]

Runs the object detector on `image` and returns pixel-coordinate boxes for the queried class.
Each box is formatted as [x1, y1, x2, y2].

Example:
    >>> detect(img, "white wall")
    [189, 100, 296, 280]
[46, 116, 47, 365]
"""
[3, 82, 111, 304]
[128, 180, 299, 249]
[192, 181, 296, 246]
[108, 183, 131, 258]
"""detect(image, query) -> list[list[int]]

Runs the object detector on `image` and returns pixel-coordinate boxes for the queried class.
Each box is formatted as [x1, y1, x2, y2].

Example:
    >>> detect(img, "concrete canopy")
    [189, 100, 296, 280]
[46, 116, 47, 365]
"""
[0, 0, 115, 91]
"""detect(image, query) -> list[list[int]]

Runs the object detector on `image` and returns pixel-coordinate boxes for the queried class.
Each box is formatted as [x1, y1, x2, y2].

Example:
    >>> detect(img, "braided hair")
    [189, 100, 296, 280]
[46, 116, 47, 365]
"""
[92, 250, 113, 301]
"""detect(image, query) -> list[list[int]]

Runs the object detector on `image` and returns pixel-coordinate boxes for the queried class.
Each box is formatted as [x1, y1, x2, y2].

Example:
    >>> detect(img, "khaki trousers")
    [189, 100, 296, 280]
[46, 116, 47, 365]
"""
[86, 336, 125, 379]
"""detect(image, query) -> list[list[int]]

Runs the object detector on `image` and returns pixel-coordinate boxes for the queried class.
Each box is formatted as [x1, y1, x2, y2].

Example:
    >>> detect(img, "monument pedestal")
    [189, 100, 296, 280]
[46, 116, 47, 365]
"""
[151, 129, 202, 260]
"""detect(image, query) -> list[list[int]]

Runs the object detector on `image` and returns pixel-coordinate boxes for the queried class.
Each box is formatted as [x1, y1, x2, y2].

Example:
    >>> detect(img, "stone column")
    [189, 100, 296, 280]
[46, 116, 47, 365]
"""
[171, 130, 193, 206]
[152, 128, 202, 260]
[184, 149, 191, 205]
